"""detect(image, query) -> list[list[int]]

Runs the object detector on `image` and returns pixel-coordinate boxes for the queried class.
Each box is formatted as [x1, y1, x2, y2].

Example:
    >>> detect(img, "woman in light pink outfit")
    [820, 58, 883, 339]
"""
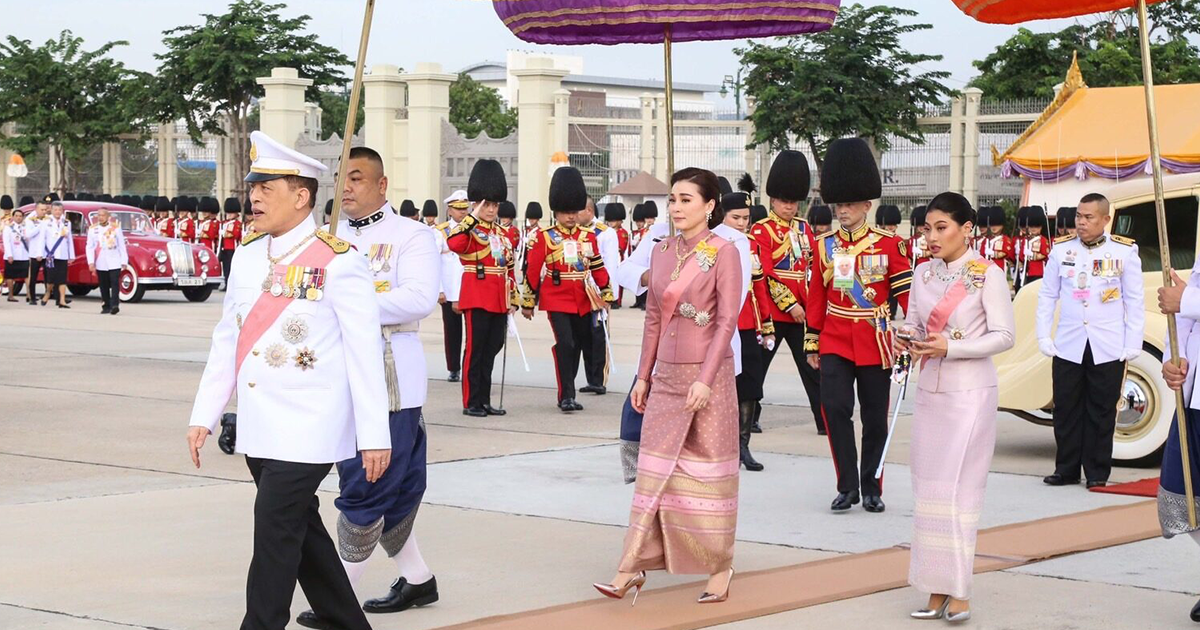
[898, 192, 1015, 623]
[594, 167, 743, 606]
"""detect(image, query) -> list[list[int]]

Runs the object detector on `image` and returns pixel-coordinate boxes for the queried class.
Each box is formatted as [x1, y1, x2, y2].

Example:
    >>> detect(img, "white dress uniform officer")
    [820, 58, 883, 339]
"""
[2, 207, 31, 301]
[187, 130, 390, 630]
[1037, 192, 1144, 488]
[296, 146, 442, 629]
[24, 199, 49, 304]
[85, 208, 129, 315]
[435, 191, 467, 382]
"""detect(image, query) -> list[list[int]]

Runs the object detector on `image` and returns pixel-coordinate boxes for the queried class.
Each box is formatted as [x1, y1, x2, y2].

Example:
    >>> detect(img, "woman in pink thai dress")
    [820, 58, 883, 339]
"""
[593, 167, 743, 605]
[897, 192, 1015, 623]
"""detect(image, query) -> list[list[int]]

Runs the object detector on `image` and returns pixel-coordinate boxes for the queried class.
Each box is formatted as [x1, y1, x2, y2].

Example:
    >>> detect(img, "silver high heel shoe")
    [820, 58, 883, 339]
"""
[946, 608, 972, 623]
[910, 598, 950, 620]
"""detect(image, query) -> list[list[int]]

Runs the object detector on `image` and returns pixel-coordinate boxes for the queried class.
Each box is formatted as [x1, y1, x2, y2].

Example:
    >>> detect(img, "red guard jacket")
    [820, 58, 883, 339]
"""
[738, 239, 775, 335]
[615, 226, 631, 258]
[749, 211, 818, 325]
[975, 233, 1013, 271]
[176, 217, 195, 242]
[198, 218, 219, 252]
[909, 233, 930, 268]
[157, 218, 174, 238]
[521, 223, 614, 316]
[446, 215, 518, 314]
[221, 219, 242, 251]
[1016, 234, 1050, 278]
[805, 223, 913, 367]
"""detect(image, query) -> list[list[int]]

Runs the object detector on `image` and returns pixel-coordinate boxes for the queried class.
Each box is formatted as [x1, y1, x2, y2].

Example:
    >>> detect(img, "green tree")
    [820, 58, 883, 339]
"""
[149, 0, 351, 197]
[0, 30, 151, 194]
[969, 5, 1200, 100]
[318, 87, 366, 141]
[449, 73, 517, 139]
[736, 4, 952, 168]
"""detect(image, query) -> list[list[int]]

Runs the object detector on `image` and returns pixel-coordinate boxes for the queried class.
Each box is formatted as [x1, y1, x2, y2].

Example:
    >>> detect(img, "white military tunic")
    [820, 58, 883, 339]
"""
[24, 214, 46, 259]
[189, 215, 390, 464]
[1036, 234, 1145, 364]
[43, 216, 75, 260]
[85, 223, 128, 271]
[2, 221, 30, 260]
[434, 218, 464, 302]
[334, 202, 441, 410]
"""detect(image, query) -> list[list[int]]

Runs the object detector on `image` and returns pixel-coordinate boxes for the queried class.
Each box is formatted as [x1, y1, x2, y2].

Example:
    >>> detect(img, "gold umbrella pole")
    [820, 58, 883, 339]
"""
[663, 25, 676, 236]
[1137, 0, 1195, 528]
[328, 0, 377, 236]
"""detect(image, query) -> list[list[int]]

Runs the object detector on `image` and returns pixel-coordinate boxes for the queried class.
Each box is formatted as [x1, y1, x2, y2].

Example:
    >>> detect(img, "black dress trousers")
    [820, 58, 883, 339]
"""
[97, 269, 121, 309]
[463, 308, 508, 409]
[819, 354, 892, 496]
[736, 329, 767, 403]
[26, 257, 43, 302]
[548, 311, 590, 402]
[581, 312, 608, 388]
[441, 301, 463, 372]
[761, 321, 824, 425]
[1051, 343, 1126, 483]
[242, 457, 370, 630]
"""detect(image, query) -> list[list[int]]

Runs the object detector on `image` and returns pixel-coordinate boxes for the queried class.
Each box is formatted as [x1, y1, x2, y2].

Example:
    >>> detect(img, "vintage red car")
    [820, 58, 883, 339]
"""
[1, 200, 222, 302]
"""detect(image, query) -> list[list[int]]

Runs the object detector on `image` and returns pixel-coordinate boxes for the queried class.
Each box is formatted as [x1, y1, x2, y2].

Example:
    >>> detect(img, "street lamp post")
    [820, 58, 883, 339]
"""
[720, 68, 744, 119]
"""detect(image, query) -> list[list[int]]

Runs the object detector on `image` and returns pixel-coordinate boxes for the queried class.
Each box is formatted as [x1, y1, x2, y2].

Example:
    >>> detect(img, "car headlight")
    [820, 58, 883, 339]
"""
[198, 250, 211, 263]
[158, 264, 167, 273]
[155, 250, 168, 263]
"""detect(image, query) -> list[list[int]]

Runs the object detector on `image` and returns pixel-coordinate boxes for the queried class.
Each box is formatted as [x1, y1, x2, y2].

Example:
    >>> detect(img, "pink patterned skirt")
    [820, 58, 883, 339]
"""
[908, 385, 998, 599]
[618, 358, 739, 575]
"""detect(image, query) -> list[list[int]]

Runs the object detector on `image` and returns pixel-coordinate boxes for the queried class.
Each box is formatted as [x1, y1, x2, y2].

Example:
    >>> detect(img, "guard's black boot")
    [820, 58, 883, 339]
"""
[750, 401, 763, 433]
[739, 401, 764, 472]
[218, 413, 237, 455]
[295, 610, 334, 629]
[363, 576, 440, 613]
[1190, 597, 1200, 622]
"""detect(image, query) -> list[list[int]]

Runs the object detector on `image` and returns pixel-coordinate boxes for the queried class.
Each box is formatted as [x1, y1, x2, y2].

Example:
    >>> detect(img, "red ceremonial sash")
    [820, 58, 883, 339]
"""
[234, 237, 337, 376]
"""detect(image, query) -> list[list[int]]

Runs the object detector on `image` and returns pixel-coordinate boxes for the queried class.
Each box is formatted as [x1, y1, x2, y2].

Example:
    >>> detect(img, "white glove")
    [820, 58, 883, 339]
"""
[1038, 338, 1058, 358]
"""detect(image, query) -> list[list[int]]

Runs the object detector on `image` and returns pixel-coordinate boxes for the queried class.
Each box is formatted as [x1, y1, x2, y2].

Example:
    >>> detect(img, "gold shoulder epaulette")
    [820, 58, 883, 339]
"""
[435, 221, 450, 232]
[241, 230, 267, 246]
[753, 216, 772, 226]
[869, 226, 895, 238]
[1055, 235, 1074, 244]
[315, 230, 351, 254]
[594, 222, 609, 232]
[1111, 234, 1136, 246]
[815, 229, 836, 240]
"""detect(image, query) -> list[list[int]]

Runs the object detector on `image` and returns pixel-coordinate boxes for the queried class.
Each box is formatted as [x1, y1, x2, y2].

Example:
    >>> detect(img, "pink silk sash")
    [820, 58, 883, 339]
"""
[234, 237, 337, 376]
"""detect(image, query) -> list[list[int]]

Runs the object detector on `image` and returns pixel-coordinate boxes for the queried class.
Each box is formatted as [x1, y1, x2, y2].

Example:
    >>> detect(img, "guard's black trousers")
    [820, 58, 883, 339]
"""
[761, 321, 824, 424]
[463, 309, 507, 409]
[819, 354, 891, 496]
[220, 248, 235, 285]
[97, 269, 121, 310]
[736, 329, 767, 403]
[442, 301, 463, 372]
[1052, 343, 1126, 483]
[242, 457, 370, 630]
[26, 257, 43, 302]
[582, 312, 608, 387]
[549, 311, 590, 402]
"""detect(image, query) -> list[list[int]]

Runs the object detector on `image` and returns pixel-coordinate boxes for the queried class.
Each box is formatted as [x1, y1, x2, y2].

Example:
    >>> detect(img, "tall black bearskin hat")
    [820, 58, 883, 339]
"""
[1015, 205, 1031, 228]
[0, 195, 12, 210]
[19, 195, 34, 207]
[631, 203, 645, 222]
[548, 167, 588, 213]
[603, 202, 626, 222]
[750, 204, 769, 223]
[766, 150, 811, 202]
[79, 192, 94, 201]
[324, 199, 334, 216]
[722, 192, 750, 212]
[642, 199, 659, 218]
[910, 204, 927, 227]
[717, 176, 733, 196]
[398, 200, 418, 217]
[98, 193, 112, 202]
[64, 192, 77, 201]
[421, 199, 438, 218]
[820, 138, 881, 204]
[199, 196, 220, 214]
[170, 196, 182, 211]
[807, 204, 833, 226]
[1023, 205, 1046, 229]
[498, 200, 518, 219]
[467, 159, 508, 203]
[525, 201, 544, 220]
[130, 195, 144, 207]
[876, 204, 902, 226]
[153, 196, 171, 212]
[224, 197, 241, 215]
[185, 197, 200, 212]
[1056, 206, 1076, 230]
[45, 192, 60, 202]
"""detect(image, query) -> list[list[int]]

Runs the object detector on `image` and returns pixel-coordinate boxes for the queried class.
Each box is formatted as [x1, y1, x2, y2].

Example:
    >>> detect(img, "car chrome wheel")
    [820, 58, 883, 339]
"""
[1112, 351, 1173, 465]
[1116, 372, 1154, 441]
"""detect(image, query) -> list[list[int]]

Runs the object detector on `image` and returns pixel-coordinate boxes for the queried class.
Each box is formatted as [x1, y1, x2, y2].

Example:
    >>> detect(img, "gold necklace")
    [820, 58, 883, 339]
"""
[670, 234, 708, 281]
[261, 230, 317, 293]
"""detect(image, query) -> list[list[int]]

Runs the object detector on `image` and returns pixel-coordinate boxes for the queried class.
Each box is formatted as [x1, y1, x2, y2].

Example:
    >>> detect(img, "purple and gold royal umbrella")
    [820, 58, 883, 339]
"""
[494, 0, 841, 178]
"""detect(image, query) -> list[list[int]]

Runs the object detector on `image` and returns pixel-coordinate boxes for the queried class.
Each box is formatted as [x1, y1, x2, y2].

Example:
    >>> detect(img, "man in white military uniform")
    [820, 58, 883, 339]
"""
[187, 130, 390, 630]
[2, 207, 31, 301]
[86, 207, 129, 314]
[435, 191, 468, 382]
[296, 146, 441, 629]
[611, 210, 752, 481]
[24, 197, 49, 304]
[1037, 192, 1144, 488]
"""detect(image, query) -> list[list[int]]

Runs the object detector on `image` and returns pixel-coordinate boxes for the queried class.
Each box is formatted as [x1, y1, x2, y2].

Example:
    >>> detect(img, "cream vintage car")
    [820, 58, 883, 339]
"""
[998, 172, 1200, 465]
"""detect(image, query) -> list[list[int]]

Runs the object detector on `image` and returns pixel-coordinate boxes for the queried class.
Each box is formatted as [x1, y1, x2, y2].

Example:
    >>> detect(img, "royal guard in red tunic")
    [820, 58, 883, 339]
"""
[805, 137, 913, 515]
[497, 200, 521, 250]
[750, 151, 824, 435]
[521, 167, 615, 413]
[219, 197, 243, 287]
[602, 203, 631, 309]
[174, 198, 196, 243]
[197, 197, 221, 252]
[448, 160, 519, 418]
[154, 197, 175, 238]
[974, 206, 1013, 271]
[1015, 205, 1050, 293]
[523, 201, 544, 243]
[909, 205, 931, 268]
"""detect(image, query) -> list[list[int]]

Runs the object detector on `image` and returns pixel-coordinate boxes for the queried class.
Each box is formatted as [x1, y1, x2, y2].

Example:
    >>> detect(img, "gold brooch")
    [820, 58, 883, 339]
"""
[294, 347, 317, 371]
[695, 241, 718, 272]
[680, 302, 697, 319]
[949, 328, 966, 340]
[694, 310, 712, 327]
[281, 316, 309, 344]
[264, 343, 288, 368]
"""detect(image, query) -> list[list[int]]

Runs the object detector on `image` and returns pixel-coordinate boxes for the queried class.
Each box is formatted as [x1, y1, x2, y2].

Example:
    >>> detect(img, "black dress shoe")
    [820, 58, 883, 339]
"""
[482, 404, 506, 416]
[363, 576, 439, 613]
[295, 610, 335, 629]
[580, 385, 607, 395]
[1191, 597, 1200, 622]
[831, 490, 860, 511]
[110, 306, 119, 315]
[101, 306, 111, 314]
[863, 495, 886, 513]
[1086, 480, 1108, 489]
[816, 426, 827, 436]
[447, 370, 461, 382]
[1043, 474, 1081, 486]
[559, 399, 576, 412]
[463, 406, 487, 417]
[750, 420, 763, 434]
[570, 399, 585, 411]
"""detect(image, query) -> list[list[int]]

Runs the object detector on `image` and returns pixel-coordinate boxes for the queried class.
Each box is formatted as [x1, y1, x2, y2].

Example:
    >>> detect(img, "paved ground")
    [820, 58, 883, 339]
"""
[1, 291, 1196, 629]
